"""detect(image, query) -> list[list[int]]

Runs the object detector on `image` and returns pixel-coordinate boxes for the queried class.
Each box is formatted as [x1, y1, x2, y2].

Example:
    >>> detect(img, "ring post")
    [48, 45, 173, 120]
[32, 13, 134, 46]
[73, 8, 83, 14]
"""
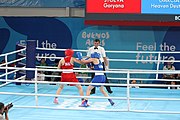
[127, 71, 130, 111]
[34, 68, 38, 106]
[26, 40, 36, 80]
[5, 55, 8, 82]
[156, 52, 161, 79]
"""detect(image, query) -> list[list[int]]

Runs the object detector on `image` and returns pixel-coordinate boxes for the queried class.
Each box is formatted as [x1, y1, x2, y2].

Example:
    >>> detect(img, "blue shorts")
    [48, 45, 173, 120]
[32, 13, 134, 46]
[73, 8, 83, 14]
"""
[91, 75, 106, 87]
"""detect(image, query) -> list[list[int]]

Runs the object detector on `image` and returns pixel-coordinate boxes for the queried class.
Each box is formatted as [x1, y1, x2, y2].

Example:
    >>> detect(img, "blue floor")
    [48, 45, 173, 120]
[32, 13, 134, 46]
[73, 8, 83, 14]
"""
[0, 83, 180, 120]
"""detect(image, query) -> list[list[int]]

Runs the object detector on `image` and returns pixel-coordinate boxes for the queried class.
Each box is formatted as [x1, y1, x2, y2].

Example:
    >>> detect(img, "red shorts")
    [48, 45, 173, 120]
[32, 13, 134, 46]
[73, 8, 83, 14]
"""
[61, 73, 79, 85]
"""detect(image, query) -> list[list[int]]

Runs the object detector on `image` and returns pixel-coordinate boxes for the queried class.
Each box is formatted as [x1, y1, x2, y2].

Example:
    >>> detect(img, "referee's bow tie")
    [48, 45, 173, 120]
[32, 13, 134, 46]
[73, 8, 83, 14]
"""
[94, 47, 98, 49]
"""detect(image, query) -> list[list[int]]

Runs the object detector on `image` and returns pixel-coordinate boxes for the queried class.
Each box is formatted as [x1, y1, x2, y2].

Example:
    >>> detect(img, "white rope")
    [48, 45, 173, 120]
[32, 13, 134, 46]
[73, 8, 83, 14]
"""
[0, 75, 25, 88]
[0, 92, 126, 100]
[0, 79, 126, 87]
[1, 79, 180, 88]
[36, 47, 180, 54]
[108, 59, 180, 63]
[14, 75, 26, 81]
[36, 56, 63, 59]
[129, 78, 180, 82]
[14, 105, 127, 112]
[37, 73, 179, 82]
[13, 106, 180, 114]
[130, 110, 180, 114]
[17, 53, 26, 57]
[0, 67, 128, 74]
[36, 48, 87, 52]
[0, 66, 25, 78]
[9, 66, 180, 74]
[131, 97, 180, 101]
[0, 48, 26, 57]
[1, 91, 180, 103]
[35, 55, 180, 63]
[37, 66, 90, 70]
[37, 74, 129, 80]
[0, 70, 16, 78]
[0, 74, 25, 88]
[35, 66, 177, 82]
[107, 50, 180, 54]
[17, 44, 25, 48]
[37, 66, 171, 75]
[0, 81, 11, 88]
[0, 57, 26, 67]
[17, 62, 26, 66]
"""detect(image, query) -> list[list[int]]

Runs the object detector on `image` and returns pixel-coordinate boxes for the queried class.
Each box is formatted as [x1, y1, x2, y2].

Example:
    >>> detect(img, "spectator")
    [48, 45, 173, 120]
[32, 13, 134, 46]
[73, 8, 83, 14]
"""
[130, 80, 139, 88]
[0, 102, 9, 120]
[37, 58, 47, 74]
[163, 62, 176, 88]
[176, 74, 180, 89]
[38, 58, 51, 81]
[86, 39, 113, 94]
[39, 58, 47, 66]
[37, 71, 45, 81]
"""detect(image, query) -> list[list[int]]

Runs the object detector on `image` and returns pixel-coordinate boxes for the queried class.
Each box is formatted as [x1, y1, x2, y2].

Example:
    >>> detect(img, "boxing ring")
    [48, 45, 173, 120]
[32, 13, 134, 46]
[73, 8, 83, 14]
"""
[0, 44, 180, 120]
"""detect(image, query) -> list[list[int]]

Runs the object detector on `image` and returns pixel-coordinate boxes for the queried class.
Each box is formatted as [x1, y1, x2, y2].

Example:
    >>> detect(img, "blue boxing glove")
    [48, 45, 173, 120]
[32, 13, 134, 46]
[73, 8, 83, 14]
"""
[76, 52, 83, 60]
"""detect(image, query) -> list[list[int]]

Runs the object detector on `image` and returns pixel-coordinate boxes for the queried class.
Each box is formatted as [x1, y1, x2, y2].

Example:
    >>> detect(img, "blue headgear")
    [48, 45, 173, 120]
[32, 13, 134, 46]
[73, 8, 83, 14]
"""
[91, 52, 100, 59]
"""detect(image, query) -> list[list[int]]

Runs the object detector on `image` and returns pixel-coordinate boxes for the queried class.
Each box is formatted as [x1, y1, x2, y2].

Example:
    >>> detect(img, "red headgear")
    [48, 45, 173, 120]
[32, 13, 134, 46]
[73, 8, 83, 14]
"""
[65, 49, 74, 57]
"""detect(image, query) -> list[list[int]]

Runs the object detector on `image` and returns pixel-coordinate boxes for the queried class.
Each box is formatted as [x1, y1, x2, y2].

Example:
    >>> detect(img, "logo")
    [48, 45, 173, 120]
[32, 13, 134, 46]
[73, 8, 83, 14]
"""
[175, 16, 180, 21]
[98, 65, 103, 68]
[65, 62, 71, 66]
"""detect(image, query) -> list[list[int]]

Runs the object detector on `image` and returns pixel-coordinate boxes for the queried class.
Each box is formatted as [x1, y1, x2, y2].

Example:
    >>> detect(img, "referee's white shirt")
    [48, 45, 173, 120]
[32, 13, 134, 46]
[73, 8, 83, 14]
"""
[87, 46, 106, 62]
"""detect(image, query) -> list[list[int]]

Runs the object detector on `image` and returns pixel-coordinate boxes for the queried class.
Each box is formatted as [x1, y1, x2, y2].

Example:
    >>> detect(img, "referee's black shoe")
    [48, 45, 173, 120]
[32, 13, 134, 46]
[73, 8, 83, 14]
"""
[108, 91, 113, 94]
[90, 91, 95, 95]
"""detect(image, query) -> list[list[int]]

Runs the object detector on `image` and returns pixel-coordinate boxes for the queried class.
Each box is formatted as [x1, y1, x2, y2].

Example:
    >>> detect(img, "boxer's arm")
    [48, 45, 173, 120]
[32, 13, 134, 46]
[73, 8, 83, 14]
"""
[73, 57, 83, 64]
[58, 59, 63, 68]
[81, 58, 94, 64]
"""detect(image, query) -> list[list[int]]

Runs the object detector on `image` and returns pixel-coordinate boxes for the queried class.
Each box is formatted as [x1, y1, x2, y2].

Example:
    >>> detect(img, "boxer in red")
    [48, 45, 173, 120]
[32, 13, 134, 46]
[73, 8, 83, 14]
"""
[53, 49, 84, 104]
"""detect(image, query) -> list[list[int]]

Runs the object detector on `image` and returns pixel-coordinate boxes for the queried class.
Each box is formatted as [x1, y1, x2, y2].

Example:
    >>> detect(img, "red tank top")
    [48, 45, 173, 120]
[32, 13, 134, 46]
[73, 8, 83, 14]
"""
[61, 57, 73, 69]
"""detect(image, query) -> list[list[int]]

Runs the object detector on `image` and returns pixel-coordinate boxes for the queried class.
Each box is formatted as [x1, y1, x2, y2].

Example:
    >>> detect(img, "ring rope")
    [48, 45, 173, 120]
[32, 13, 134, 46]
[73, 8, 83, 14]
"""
[1, 66, 180, 75]
[35, 56, 180, 63]
[37, 47, 180, 54]
[36, 73, 179, 82]
[1, 78, 180, 88]
[0, 57, 26, 67]
[0, 48, 26, 57]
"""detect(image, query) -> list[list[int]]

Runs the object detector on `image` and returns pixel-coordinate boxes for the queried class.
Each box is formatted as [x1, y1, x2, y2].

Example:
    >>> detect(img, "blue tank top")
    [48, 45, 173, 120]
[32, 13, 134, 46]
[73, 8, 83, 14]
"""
[93, 60, 103, 71]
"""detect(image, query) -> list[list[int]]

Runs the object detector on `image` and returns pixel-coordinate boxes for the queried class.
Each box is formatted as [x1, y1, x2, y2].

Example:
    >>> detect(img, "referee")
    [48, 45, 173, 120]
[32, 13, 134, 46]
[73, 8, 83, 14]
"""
[87, 39, 113, 94]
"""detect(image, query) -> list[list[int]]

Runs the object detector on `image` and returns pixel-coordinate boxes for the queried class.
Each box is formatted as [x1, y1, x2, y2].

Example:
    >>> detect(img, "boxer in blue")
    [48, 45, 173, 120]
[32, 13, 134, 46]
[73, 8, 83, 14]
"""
[76, 52, 115, 107]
